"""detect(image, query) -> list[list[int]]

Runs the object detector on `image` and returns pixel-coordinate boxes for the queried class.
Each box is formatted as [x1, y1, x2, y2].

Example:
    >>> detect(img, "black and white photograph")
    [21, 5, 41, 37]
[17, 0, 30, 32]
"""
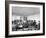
[12, 7, 40, 31]
[5, 1, 45, 37]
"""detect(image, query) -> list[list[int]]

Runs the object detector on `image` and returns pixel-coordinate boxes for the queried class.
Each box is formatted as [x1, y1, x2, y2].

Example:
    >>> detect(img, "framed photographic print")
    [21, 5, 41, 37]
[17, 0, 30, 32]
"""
[5, 1, 45, 37]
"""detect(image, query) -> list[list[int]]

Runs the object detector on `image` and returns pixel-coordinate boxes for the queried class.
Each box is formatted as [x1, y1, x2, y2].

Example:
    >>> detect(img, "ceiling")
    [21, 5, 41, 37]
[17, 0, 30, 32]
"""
[12, 7, 40, 16]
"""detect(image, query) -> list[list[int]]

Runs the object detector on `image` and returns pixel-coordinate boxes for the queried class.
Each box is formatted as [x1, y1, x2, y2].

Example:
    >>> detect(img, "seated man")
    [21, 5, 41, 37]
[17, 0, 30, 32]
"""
[23, 21, 29, 28]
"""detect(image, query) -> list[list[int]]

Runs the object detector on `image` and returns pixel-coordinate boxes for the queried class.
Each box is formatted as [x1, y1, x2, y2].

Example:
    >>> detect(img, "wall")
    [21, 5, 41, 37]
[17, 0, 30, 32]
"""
[0, 0, 46, 38]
